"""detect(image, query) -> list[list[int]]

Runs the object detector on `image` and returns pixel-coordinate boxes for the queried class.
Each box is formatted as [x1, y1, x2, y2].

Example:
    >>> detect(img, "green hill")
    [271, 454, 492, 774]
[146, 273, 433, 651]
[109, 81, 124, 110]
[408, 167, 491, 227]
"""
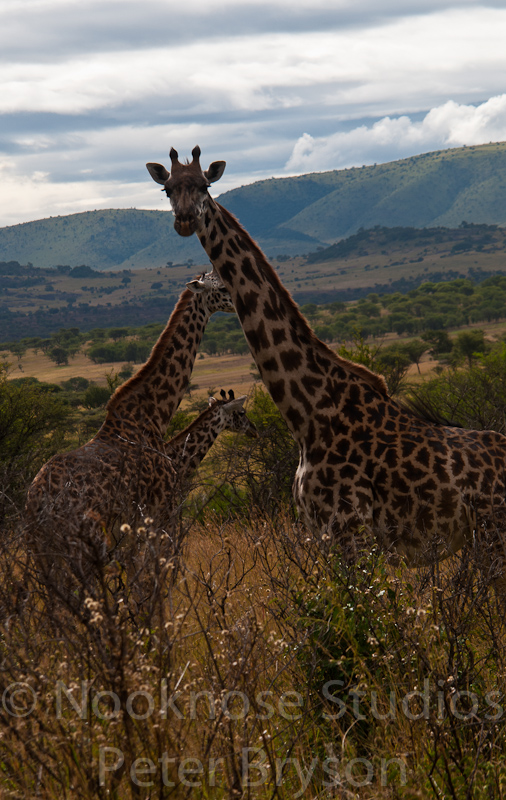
[219, 141, 506, 247]
[0, 142, 506, 270]
[0, 209, 206, 271]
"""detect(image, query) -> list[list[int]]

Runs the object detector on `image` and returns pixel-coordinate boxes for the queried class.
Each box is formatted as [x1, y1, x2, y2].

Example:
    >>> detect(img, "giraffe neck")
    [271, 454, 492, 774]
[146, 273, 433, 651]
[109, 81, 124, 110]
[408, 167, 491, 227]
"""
[196, 201, 388, 441]
[166, 404, 226, 476]
[104, 288, 212, 439]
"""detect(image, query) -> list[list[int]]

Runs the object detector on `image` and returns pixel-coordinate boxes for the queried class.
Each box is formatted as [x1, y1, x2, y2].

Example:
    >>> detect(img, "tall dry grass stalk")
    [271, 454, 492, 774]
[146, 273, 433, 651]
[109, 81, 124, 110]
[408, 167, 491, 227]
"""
[2, 504, 506, 798]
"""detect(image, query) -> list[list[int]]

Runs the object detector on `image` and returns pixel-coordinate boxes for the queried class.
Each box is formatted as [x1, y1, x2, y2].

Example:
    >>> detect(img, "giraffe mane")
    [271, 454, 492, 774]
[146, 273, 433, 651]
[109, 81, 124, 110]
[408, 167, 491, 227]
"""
[336, 356, 389, 394]
[106, 287, 194, 411]
[215, 202, 389, 397]
[167, 400, 223, 445]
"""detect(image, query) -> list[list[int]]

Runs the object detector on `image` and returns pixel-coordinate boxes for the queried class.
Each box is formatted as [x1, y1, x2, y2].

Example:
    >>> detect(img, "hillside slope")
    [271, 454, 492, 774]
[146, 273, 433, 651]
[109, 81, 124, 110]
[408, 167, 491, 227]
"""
[0, 142, 505, 270]
[220, 141, 506, 246]
[0, 209, 206, 271]
[2, 222, 506, 342]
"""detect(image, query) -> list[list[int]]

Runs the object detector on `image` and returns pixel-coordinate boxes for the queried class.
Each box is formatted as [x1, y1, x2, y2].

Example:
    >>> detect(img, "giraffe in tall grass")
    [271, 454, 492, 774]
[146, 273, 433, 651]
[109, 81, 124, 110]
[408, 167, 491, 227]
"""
[25, 272, 254, 550]
[146, 146, 506, 573]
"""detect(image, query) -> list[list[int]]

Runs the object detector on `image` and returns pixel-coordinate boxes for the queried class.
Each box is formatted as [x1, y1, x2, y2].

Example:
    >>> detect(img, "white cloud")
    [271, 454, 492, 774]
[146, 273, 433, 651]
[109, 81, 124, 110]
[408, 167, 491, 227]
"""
[2, 7, 506, 118]
[2, 2, 506, 225]
[0, 164, 157, 228]
[286, 95, 506, 173]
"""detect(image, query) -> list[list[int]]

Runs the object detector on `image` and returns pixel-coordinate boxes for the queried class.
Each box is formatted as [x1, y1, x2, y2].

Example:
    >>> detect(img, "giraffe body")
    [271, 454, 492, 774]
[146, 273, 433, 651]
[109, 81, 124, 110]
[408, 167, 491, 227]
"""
[147, 148, 506, 567]
[26, 391, 257, 543]
[25, 271, 249, 546]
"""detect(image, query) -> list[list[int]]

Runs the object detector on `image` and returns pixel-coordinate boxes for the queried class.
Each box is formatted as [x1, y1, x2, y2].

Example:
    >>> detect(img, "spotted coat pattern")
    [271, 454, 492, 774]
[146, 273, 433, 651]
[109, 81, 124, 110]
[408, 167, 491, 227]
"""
[147, 147, 506, 566]
[25, 272, 243, 539]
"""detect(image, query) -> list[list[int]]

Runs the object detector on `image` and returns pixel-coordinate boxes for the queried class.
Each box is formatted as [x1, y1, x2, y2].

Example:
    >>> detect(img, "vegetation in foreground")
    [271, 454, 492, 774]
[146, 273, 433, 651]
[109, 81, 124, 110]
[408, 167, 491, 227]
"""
[2, 347, 506, 797]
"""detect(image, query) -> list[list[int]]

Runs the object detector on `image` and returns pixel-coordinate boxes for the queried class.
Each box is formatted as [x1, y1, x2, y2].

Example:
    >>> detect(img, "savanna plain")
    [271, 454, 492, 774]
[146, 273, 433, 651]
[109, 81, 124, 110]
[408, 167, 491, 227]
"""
[3, 232, 506, 798]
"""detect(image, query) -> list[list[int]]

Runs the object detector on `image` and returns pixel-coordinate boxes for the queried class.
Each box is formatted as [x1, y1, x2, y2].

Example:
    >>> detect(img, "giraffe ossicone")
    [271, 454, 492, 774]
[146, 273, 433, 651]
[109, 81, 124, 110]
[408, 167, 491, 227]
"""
[147, 146, 506, 573]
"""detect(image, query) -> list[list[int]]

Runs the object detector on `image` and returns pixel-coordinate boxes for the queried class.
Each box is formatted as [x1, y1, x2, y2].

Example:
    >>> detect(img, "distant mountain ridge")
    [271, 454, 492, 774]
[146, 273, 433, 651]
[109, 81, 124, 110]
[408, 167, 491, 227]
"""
[0, 142, 505, 270]
[219, 141, 506, 248]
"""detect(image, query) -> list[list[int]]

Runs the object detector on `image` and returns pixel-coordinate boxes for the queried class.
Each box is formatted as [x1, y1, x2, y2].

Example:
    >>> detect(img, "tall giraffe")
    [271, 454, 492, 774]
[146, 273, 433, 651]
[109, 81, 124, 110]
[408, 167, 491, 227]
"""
[25, 271, 244, 544]
[146, 147, 506, 568]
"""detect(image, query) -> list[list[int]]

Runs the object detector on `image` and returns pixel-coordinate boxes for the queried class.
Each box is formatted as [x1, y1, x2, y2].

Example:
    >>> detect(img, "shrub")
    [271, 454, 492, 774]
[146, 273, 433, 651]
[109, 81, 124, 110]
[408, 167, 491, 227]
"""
[83, 385, 111, 408]
[0, 367, 72, 521]
[407, 343, 506, 432]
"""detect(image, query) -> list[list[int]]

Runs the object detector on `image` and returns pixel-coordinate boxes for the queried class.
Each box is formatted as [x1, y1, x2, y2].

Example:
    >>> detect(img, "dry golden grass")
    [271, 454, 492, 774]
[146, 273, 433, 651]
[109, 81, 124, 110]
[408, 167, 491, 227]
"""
[4, 507, 506, 798]
[7, 346, 257, 402]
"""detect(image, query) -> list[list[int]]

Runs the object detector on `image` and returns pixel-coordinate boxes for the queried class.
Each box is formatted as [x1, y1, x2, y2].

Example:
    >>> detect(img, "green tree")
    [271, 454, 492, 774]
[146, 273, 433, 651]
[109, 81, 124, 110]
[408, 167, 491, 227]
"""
[109, 327, 130, 341]
[9, 341, 27, 362]
[398, 339, 428, 374]
[421, 330, 453, 358]
[454, 329, 488, 367]
[105, 369, 122, 392]
[83, 385, 111, 408]
[61, 376, 89, 392]
[375, 345, 412, 394]
[87, 344, 120, 364]
[407, 343, 506, 432]
[48, 346, 69, 366]
[119, 363, 134, 381]
[337, 332, 410, 394]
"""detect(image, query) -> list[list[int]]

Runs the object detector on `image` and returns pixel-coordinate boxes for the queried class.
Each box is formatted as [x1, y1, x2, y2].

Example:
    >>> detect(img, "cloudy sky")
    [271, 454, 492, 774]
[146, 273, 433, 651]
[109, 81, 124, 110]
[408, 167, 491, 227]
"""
[1, 0, 506, 227]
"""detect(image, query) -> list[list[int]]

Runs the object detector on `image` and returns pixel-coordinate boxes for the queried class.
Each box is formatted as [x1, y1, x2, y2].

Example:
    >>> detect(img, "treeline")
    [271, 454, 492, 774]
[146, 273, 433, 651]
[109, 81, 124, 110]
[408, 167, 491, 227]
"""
[3, 274, 506, 369]
[0, 315, 249, 369]
[0, 295, 179, 342]
[307, 274, 506, 341]
[305, 222, 506, 263]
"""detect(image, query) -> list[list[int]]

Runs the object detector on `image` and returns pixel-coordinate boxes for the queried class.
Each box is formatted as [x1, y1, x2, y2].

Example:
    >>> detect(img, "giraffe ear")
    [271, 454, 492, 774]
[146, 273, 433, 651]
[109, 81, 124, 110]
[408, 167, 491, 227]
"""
[225, 395, 246, 410]
[186, 279, 206, 294]
[204, 161, 226, 184]
[208, 396, 217, 407]
[146, 162, 170, 185]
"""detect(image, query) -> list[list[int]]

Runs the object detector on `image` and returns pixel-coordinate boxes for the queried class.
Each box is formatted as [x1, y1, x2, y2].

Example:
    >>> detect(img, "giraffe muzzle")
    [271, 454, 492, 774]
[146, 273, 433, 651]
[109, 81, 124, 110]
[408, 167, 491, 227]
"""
[174, 216, 197, 237]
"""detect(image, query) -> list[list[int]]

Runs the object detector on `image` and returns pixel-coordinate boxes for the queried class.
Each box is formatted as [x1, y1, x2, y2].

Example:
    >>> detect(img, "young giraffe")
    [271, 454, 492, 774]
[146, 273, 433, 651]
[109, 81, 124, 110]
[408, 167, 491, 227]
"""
[25, 271, 250, 544]
[165, 390, 257, 484]
[147, 147, 506, 569]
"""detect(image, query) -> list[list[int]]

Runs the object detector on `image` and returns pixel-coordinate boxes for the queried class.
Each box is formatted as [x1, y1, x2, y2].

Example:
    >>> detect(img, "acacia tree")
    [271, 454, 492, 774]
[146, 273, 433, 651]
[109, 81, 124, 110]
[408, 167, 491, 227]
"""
[407, 343, 506, 432]
[421, 329, 453, 358]
[398, 339, 428, 374]
[47, 346, 69, 366]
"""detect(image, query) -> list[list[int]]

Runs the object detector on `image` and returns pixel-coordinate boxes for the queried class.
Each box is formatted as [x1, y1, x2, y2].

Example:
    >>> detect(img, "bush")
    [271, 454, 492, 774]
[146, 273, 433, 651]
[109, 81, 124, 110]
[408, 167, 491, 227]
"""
[195, 386, 299, 519]
[83, 385, 111, 408]
[407, 342, 506, 432]
[0, 367, 72, 521]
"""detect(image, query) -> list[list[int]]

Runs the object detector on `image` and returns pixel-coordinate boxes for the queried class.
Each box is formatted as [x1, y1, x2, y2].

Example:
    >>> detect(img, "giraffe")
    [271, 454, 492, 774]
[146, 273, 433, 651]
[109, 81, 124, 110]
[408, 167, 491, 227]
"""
[24, 271, 246, 550]
[165, 390, 257, 482]
[146, 146, 506, 571]
[26, 389, 257, 541]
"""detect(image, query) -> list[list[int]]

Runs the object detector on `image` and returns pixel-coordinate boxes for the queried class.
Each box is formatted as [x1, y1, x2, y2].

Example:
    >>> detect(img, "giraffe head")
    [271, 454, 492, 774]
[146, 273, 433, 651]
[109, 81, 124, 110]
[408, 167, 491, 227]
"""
[186, 269, 234, 314]
[146, 146, 226, 236]
[209, 391, 258, 438]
